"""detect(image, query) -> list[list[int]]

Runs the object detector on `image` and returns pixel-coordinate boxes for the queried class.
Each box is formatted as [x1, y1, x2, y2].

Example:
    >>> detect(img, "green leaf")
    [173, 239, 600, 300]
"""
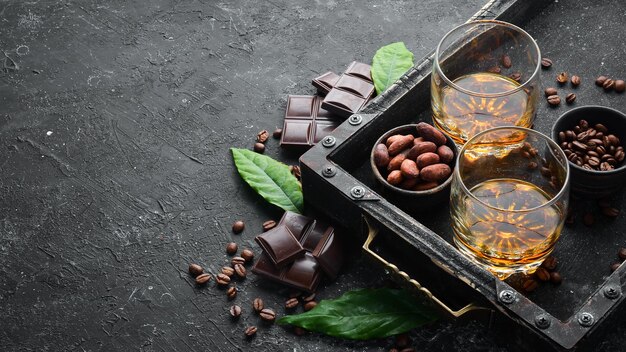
[230, 148, 303, 213]
[277, 288, 437, 340]
[371, 42, 415, 95]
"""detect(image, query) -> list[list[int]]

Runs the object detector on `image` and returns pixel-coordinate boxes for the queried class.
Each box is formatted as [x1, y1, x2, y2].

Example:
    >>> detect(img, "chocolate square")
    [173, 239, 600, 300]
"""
[280, 95, 341, 147]
[321, 61, 375, 118]
[255, 224, 305, 268]
[282, 252, 321, 292]
[344, 61, 373, 82]
[279, 211, 314, 242]
[312, 71, 340, 95]
[312, 227, 343, 280]
[299, 219, 329, 251]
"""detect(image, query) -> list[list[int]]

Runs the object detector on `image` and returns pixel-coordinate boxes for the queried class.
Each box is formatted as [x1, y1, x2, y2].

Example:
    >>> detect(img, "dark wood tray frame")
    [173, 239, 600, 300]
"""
[300, 0, 626, 350]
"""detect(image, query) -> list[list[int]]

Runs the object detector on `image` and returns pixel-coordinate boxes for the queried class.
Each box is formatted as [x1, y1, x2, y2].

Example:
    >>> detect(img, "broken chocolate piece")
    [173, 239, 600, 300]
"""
[255, 224, 305, 268]
[321, 61, 375, 118]
[312, 227, 342, 280]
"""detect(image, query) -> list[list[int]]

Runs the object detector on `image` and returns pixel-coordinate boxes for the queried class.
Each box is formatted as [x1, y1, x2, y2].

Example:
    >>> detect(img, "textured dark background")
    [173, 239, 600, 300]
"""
[1, 0, 625, 351]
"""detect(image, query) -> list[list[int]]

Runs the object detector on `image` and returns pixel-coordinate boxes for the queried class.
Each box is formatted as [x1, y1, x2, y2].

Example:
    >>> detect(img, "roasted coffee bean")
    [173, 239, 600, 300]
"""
[540, 166, 551, 177]
[253, 298, 264, 312]
[232, 220, 245, 234]
[602, 207, 620, 218]
[544, 87, 558, 97]
[216, 273, 231, 285]
[617, 248, 626, 262]
[487, 65, 501, 74]
[189, 263, 204, 277]
[572, 141, 587, 152]
[227, 286, 237, 299]
[273, 128, 283, 139]
[547, 95, 560, 106]
[195, 273, 212, 285]
[259, 308, 276, 322]
[509, 72, 522, 82]
[374, 143, 390, 168]
[222, 266, 235, 277]
[231, 256, 246, 266]
[522, 279, 539, 292]
[234, 263, 246, 278]
[257, 130, 269, 143]
[501, 54, 512, 68]
[603, 78, 615, 91]
[521, 150, 531, 159]
[565, 93, 576, 104]
[570, 75, 581, 87]
[541, 57, 553, 69]
[285, 298, 299, 309]
[550, 272, 562, 285]
[262, 220, 277, 231]
[583, 212, 594, 226]
[610, 262, 621, 272]
[535, 267, 550, 282]
[254, 142, 265, 153]
[556, 72, 568, 84]
[244, 326, 257, 337]
[290, 165, 301, 179]
[303, 301, 318, 311]
[615, 79, 626, 93]
[542, 256, 558, 271]
[241, 249, 254, 263]
[226, 242, 238, 255]
[596, 75, 608, 86]
[230, 305, 242, 318]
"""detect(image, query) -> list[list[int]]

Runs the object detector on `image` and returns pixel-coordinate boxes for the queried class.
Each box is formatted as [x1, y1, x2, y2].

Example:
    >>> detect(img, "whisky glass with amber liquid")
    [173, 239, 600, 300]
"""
[432, 20, 541, 144]
[450, 127, 569, 279]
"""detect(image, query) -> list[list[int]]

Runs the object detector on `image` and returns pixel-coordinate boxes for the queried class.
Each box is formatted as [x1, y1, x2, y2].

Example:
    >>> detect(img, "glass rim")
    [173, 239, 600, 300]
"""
[455, 126, 570, 213]
[434, 20, 541, 98]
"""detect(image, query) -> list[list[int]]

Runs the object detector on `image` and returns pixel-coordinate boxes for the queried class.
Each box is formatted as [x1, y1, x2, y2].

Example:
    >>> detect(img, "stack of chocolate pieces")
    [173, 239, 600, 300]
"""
[280, 61, 375, 148]
[252, 211, 343, 293]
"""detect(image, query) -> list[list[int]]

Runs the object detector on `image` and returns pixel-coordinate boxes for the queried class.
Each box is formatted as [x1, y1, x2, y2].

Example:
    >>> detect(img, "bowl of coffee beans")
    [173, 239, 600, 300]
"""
[551, 105, 626, 198]
[370, 122, 457, 212]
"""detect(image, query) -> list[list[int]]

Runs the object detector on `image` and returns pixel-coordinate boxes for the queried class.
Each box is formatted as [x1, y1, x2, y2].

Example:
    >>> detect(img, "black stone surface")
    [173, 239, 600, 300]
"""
[1, 0, 625, 351]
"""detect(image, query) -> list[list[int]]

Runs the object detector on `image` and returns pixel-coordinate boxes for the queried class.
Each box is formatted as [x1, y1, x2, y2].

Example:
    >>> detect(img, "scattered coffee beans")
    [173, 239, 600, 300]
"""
[303, 301, 317, 311]
[501, 54, 512, 68]
[571, 75, 581, 87]
[188, 263, 203, 277]
[222, 266, 235, 277]
[226, 242, 238, 255]
[550, 272, 562, 285]
[273, 128, 283, 139]
[615, 80, 626, 93]
[253, 142, 265, 153]
[244, 326, 257, 337]
[541, 256, 558, 271]
[544, 87, 558, 97]
[603, 78, 615, 91]
[547, 95, 560, 106]
[509, 72, 521, 82]
[216, 273, 231, 285]
[285, 298, 299, 309]
[230, 305, 242, 318]
[522, 279, 539, 293]
[241, 249, 254, 263]
[535, 267, 550, 282]
[541, 57, 553, 69]
[259, 308, 276, 322]
[556, 72, 568, 84]
[565, 93, 576, 104]
[596, 75, 608, 86]
[195, 273, 212, 285]
[257, 130, 269, 143]
[227, 286, 237, 299]
[231, 256, 246, 266]
[262, 220, 277, 231]
[253, 298, 264, 312]
[232, 220, 245, 234]
[234, 263, 246, 278]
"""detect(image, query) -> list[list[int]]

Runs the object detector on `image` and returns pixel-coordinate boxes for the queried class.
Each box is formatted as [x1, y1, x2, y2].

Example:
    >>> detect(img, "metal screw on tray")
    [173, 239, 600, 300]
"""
[577, 312, 595, 327]
[604, 286, 620, 299]
[322, 136, 336, 147]
[534, 314, 551, 329]
[348, 114, 363, 125]
[350, 186, 365, 199]
[498, 290, 517, 304]
[322, 165, 336, 178]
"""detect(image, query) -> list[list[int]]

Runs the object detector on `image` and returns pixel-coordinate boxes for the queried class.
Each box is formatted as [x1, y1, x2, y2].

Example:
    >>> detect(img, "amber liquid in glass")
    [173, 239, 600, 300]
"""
[432, 72, 534, 144]
[451, 178, 563, 277]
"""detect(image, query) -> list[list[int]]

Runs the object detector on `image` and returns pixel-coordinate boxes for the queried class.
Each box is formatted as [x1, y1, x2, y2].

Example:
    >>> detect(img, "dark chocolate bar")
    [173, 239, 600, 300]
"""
[321, 61, 375, 118]
[255, 224, 305, 268]
[280, 95, 341, 147]
[312, 227, 342, 280]
[312, 71, 340, 95]
[251, 252, 321, 293]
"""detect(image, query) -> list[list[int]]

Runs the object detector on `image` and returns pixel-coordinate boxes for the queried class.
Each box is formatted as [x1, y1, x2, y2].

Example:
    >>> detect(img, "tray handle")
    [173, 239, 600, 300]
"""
[362, 217, 487, 319]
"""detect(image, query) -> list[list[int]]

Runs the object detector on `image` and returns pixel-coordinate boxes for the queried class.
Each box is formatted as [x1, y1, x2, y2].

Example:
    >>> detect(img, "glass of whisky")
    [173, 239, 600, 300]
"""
[450, 127, 569, 279]
[431, 20, 541, 144]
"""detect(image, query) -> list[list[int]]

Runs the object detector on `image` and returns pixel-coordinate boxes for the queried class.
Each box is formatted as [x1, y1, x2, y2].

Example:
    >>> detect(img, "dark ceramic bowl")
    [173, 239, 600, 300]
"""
[370, 124, 457, 213]
[551, 105, 626, 198]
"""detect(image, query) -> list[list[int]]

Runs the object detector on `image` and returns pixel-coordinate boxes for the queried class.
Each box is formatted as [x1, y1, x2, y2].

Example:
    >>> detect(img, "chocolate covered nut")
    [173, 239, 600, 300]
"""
[387, 153, 407, 171]
[400, 159, 419, 179]
[388, 135, 414, 156]
[387, 170, 404, 185]
[416, 122, 446, 146]
[416, 152, 440, 168]
[420, 164, 452, 182]
[374, 143, 390, 168]
[437, 145, 454, 164]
